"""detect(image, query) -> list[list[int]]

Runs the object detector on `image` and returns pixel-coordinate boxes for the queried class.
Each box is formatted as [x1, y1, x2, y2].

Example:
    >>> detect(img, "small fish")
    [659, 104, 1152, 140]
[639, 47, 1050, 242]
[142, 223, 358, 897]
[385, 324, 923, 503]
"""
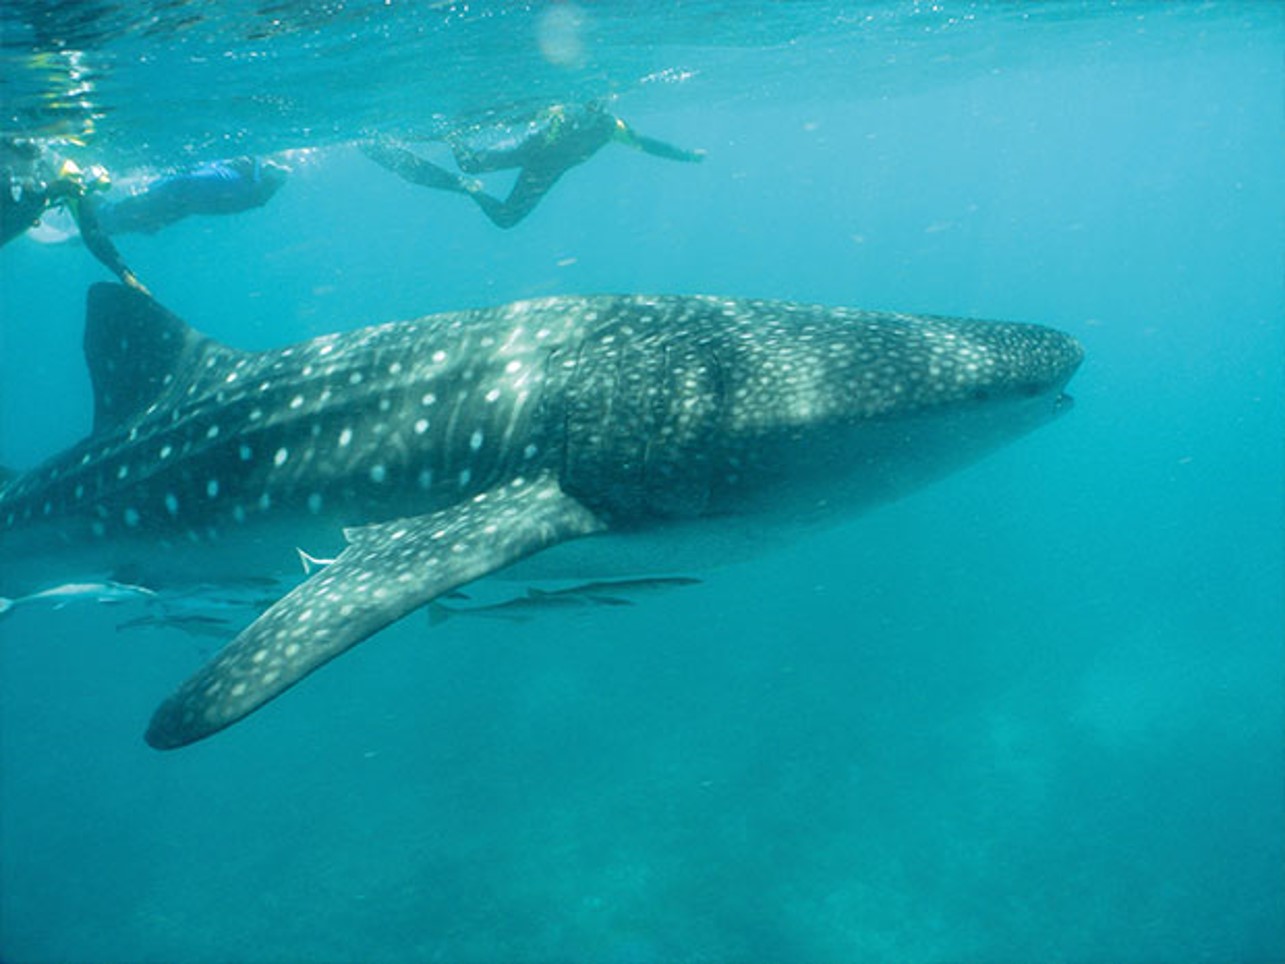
[116, 612, 238, 640]
[428, 576, 701, 626]
[160, 585, 283, 615]
[111, 583, 280, 639]
[0, 580, 156, 617]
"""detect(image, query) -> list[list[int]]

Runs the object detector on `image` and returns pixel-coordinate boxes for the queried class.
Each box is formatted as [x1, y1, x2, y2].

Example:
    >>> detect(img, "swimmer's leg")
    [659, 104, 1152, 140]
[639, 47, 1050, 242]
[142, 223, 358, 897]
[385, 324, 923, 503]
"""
[450, 140, 526, 175]
[362, 141, 472, 194]
[468, 167, 561, 229]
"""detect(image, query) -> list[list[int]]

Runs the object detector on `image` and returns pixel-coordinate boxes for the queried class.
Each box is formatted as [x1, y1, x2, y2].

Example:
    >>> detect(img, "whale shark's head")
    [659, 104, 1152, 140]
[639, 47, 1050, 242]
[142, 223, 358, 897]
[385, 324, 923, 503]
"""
[864, 313, 1083, 425]
[700, 306, 1085, 517]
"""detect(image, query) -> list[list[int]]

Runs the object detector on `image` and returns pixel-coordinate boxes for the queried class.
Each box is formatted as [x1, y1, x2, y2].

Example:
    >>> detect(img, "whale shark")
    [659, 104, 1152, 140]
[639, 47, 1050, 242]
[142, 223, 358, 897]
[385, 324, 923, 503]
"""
[0, 284, 1083, 749]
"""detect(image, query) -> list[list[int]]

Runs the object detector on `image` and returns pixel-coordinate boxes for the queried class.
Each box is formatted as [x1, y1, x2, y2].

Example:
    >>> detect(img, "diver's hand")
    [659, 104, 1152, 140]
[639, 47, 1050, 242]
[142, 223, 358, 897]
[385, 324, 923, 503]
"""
[121, 270, 152, 297]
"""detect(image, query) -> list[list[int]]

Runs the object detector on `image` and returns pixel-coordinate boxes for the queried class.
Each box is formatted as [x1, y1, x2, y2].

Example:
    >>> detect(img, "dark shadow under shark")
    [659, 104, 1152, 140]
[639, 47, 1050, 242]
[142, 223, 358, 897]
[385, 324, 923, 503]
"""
[0, 284, 1082, 749]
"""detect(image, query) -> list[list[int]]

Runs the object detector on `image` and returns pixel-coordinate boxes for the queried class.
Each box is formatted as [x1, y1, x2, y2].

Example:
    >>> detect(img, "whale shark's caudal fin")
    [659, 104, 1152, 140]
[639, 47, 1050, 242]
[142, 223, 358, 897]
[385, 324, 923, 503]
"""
[145, 473, 607, 749]
[84, 283, 228, 435]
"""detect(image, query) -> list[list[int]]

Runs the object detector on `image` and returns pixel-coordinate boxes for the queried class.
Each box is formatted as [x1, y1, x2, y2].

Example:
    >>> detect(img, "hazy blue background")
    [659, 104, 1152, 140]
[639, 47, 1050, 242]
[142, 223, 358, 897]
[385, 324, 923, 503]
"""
[1, 3, 1281, 962]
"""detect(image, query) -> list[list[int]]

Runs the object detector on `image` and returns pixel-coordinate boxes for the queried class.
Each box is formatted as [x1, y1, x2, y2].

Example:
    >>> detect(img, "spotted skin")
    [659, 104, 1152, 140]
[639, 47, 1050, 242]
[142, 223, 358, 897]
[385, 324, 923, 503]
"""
[0, 284, 1082, 748]
[145, 474, 603, 747]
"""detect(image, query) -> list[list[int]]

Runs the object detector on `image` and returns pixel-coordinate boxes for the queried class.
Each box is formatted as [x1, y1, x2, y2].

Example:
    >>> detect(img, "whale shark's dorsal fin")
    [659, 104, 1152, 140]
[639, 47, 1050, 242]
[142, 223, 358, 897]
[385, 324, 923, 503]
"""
[84, 283, 213, 435]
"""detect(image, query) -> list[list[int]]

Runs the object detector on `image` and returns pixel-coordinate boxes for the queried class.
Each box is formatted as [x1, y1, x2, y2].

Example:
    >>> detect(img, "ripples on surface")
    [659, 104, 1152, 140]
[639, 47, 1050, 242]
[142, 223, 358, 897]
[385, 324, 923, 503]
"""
[0, 1, 1273, 171]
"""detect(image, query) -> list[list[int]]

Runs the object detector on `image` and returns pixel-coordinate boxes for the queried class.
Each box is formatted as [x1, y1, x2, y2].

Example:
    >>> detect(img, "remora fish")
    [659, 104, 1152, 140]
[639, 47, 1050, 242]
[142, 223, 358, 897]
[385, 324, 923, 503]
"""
[427, 576, 703, 625]
[0, 284, 1083, 748]
[0, 580, 156, 616]
[116, 612, 238, 640]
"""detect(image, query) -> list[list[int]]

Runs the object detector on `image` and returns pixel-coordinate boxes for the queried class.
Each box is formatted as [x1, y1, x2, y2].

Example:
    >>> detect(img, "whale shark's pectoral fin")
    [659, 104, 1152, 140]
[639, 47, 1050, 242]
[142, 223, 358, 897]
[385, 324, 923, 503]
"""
[145, 474, 606, 749]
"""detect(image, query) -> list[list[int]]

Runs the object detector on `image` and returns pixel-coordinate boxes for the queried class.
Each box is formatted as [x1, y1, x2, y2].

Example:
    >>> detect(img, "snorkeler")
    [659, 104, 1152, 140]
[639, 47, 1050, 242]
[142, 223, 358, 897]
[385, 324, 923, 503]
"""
[362, 101, 705, 229]
[1, 138, 147, 292]
[93, 156, 289, 236]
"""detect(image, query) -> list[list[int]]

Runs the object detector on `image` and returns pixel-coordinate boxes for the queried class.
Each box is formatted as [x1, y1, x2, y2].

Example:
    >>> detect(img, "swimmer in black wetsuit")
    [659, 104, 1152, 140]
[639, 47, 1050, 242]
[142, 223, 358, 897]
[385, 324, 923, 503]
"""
[1, 138, 147, 292]
[362, 101, 705, 229]
[94, 156, 289, 236]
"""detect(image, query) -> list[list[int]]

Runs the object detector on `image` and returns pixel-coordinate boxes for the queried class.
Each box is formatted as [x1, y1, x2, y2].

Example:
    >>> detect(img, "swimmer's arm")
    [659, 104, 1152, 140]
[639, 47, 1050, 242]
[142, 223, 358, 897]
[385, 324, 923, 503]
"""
[613, 119, 706, 163]
[72, 197, 150, 294]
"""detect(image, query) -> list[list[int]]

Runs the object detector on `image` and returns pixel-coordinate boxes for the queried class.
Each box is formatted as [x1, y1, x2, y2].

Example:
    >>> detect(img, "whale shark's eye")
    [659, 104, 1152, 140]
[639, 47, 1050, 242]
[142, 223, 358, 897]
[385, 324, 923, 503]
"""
[972, 388, 991, 402]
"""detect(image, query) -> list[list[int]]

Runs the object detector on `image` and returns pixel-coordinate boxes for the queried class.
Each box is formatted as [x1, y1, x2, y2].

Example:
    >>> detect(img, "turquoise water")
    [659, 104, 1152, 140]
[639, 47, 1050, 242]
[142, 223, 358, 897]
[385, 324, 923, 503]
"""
[1, 3, 1282, 962]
